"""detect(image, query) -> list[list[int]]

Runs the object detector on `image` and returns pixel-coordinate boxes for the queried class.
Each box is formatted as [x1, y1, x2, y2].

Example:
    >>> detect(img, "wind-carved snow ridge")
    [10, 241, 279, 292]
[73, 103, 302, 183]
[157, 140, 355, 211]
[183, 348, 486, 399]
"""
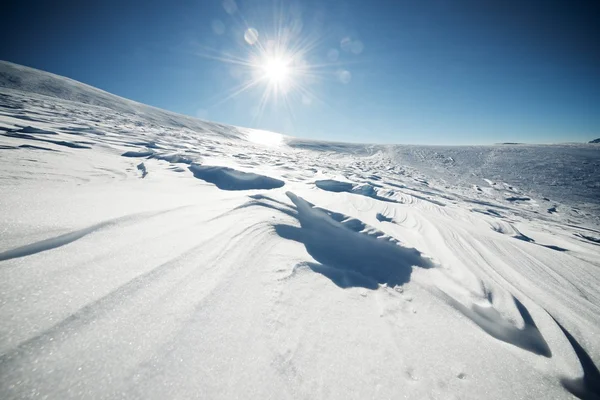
[0, 222, 110, 262]
[10, 125, 57, 135]
[266, 192, 434, 288]
[0, 208, 186, 262]
[490, 220, 569, 252]
[3, 131, 92, 149]
[315, 179, 403, 204]
[250, 192, 553, 357]
[437, 291, 551, 357]
[316, 178, 448, 207]
[552, 316, 600, 399]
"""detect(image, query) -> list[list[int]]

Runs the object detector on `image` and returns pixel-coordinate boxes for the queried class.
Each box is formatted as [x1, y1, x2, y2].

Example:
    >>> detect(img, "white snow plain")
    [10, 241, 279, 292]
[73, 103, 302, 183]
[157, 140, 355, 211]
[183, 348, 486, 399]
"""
[1, 60, 599, 399]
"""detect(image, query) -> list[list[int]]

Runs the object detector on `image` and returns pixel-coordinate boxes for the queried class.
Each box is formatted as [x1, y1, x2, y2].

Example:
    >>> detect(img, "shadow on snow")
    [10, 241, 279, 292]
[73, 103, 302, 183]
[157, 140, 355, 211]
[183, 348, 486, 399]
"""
[273, 192, 434, 289]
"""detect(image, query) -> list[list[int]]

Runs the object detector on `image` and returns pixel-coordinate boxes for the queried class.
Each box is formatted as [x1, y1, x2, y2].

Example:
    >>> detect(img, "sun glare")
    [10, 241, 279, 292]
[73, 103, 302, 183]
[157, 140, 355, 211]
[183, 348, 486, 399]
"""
[262, 56, 290, 84]
[193, 3, 345, 123]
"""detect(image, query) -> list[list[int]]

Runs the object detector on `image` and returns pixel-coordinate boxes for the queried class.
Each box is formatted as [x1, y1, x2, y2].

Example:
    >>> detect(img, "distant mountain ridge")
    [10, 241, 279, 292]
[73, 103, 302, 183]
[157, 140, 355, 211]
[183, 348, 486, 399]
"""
[590, 138, 600, 143]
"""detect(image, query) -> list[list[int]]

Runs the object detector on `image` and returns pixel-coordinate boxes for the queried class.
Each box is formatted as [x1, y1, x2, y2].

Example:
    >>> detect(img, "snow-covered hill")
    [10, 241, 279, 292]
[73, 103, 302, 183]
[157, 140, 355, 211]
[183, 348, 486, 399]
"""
[1, 60, 599, 400]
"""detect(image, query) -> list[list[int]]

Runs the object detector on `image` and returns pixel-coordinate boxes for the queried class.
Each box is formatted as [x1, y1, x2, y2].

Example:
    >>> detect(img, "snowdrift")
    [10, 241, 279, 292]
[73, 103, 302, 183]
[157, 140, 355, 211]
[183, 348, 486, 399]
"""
[1, 60, 599, 400]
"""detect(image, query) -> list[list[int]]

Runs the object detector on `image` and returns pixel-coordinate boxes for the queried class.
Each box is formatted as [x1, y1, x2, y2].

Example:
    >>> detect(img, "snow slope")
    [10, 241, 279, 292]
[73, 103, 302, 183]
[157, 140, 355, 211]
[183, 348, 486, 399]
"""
[1, 60, 599, 400]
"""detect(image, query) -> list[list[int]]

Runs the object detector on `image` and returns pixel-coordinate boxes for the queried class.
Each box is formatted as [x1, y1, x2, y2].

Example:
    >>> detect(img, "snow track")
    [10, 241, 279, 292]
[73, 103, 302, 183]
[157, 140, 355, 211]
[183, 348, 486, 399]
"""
[1, 61, 599, 399]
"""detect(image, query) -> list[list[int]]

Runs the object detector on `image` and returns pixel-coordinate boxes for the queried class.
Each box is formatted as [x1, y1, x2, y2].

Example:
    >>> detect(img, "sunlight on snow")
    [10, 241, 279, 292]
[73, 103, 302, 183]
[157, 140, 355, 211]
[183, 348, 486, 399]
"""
[245, 128, 284, 146]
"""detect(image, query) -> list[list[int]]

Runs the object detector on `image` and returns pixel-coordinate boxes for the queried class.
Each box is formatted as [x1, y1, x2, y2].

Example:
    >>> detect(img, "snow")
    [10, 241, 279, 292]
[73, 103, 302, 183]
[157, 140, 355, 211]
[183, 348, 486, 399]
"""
[188, 164, 285, 190]
[1, 60, 599, 399]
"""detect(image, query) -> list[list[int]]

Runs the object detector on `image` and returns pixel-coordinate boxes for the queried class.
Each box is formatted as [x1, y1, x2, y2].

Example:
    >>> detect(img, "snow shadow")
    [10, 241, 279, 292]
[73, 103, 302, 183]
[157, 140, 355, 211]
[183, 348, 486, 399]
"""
[552, 316, 600, 399]
[491, 222, 568, 252]
[439, 291, 552, 357]
[3, 132, 91, 149]
[274, 192, 434, 289]
[189, 164, 285, 191]
[315, 179, 401, 204]
[10, 125, 57, 135]
[298, 262, 380, 290]
[122, 150, 154, 158]
[0, 208, 188, 263]
[315, 179, 353, 193]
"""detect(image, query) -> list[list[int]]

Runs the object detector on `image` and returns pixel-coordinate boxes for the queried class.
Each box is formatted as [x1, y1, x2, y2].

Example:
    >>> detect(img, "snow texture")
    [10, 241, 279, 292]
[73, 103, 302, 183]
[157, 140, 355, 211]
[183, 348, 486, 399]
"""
[1, 60, 600, 400]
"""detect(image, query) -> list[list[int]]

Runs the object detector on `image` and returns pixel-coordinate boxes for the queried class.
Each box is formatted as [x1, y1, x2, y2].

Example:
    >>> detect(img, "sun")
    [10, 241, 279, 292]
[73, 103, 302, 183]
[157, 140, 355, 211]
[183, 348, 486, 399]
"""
[262, 56, 290, 84]
[193, 11, 329, 122]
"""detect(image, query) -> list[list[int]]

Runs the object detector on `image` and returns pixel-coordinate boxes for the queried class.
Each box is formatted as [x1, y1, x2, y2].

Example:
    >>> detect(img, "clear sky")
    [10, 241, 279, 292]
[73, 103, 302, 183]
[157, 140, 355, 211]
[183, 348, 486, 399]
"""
[1, 0, 599, 144]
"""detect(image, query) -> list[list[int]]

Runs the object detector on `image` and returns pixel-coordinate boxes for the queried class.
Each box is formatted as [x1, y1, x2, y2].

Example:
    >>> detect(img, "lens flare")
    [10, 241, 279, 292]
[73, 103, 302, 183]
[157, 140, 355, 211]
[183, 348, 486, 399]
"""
[189, 1, 357, 126]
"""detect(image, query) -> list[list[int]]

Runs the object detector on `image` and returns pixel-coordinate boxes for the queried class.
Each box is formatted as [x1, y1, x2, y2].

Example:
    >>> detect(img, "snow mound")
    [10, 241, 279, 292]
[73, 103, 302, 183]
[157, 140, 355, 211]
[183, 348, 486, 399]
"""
[188, 164, 285, 190]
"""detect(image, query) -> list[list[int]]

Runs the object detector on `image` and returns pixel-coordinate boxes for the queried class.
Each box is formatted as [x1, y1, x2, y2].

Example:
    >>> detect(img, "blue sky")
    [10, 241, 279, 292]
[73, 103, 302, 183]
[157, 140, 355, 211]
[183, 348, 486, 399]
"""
[2, 0, 599, 144]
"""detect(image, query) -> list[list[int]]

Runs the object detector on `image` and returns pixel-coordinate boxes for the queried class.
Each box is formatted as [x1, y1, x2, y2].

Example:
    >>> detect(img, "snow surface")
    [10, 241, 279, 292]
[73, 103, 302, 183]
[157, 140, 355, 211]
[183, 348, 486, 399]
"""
[1, 60, 599, 399]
